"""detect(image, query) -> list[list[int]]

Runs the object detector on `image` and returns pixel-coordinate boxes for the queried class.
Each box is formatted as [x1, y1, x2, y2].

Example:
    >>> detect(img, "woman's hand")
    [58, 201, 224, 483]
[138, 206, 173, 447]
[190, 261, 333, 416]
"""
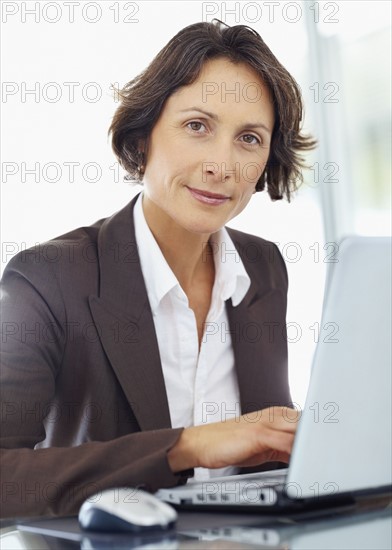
[167, 406, 299, 473]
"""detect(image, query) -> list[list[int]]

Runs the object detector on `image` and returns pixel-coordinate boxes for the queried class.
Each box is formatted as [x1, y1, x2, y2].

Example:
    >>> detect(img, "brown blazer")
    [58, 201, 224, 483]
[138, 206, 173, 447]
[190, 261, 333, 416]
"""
[0, 194, 291, 518]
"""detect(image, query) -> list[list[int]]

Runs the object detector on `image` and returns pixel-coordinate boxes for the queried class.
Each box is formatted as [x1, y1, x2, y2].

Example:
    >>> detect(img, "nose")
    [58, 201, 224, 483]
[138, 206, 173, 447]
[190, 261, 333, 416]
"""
[202, 140, 238, 185]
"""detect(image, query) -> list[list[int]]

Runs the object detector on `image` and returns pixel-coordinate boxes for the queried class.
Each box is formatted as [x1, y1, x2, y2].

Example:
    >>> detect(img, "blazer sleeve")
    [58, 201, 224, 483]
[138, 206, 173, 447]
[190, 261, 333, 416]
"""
[0, 254, 192, 519]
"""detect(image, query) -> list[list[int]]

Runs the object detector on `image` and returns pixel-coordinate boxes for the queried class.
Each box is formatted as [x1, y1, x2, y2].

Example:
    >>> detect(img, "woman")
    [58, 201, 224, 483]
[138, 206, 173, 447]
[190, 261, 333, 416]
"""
[0, 20, 315, 518]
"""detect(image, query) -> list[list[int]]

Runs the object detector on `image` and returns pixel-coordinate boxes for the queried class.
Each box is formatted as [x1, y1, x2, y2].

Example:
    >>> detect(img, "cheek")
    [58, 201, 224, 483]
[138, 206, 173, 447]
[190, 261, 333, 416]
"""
[239, 160, 266, 196]
[241, 185, 256, 204]
[145, 158, 188, 204]
[157, 131, 191, 167]
[242, 148, 269, 182]
[230, 185, 255, 219]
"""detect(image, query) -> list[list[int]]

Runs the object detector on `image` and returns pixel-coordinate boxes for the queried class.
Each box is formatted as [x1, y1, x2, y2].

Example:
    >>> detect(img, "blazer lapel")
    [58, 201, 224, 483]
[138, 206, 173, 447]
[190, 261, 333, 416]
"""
[89, 194, 172, 431]
[226, 229, 291, 414]
[226, 292, 289, 414]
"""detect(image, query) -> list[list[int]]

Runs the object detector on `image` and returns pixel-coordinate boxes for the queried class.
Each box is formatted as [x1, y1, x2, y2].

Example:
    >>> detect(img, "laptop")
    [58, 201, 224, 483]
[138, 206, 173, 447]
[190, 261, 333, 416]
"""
[156, 236, 392, 511]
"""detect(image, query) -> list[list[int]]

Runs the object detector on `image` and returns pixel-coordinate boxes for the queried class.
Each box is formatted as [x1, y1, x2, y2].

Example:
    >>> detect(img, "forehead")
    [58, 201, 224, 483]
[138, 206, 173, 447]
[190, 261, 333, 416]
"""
[165, 57, 274, 121]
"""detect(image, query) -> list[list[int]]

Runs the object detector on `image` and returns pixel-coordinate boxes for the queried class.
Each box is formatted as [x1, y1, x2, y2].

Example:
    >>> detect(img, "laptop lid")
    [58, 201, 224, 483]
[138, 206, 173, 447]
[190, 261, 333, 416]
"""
[286, 236, 392, 499]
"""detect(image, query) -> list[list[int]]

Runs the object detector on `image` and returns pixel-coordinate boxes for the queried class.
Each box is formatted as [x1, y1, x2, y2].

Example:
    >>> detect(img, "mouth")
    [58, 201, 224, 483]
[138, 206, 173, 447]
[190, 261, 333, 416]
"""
[186, 187, 231, 206]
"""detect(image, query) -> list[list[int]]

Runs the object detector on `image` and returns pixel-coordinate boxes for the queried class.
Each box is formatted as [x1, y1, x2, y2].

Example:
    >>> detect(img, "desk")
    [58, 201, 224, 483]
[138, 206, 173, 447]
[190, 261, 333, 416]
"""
[1, 494, 391, 549]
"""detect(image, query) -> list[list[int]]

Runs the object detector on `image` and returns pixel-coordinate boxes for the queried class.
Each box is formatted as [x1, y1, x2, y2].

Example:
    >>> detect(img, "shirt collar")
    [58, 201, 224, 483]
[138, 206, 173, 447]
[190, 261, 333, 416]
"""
[133, 192, 251, 313]
[134, 193, 180, 313]
[209, 226, 251, 307]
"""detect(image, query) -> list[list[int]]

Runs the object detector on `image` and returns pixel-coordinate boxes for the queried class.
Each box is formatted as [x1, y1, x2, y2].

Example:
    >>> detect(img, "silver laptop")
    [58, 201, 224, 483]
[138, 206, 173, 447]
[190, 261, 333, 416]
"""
[156, 236, 392, 511]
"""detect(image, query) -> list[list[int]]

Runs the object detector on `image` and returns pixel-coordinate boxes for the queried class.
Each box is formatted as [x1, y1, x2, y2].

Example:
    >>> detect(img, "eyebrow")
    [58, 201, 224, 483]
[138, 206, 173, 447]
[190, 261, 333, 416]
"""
[179, 107, 272, 134]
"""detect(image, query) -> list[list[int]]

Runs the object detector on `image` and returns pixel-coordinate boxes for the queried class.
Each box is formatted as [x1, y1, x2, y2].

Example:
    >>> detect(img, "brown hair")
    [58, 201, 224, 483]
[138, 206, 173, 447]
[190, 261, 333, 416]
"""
[109, 19, 316, 202]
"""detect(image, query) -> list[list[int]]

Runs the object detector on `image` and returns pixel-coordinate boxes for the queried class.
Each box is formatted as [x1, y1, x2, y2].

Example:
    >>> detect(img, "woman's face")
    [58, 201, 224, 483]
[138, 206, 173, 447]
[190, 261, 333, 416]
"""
[142, 56, 275, 236]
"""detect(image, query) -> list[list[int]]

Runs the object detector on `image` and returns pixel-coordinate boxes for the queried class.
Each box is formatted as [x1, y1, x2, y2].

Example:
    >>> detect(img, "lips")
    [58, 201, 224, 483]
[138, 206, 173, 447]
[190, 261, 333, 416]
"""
[186, 187, 230, 206]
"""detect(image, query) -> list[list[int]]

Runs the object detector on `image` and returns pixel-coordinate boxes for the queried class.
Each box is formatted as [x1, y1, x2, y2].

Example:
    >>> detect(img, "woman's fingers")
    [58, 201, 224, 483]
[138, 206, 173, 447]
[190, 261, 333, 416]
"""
[168, 406, 299, 472]
[257, 426, 296, 455]
[258, 406, 300, 432]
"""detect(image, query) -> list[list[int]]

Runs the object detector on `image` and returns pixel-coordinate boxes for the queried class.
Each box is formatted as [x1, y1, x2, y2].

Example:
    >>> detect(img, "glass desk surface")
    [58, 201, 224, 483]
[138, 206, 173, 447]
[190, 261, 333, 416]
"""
[1, 493, 391, 549]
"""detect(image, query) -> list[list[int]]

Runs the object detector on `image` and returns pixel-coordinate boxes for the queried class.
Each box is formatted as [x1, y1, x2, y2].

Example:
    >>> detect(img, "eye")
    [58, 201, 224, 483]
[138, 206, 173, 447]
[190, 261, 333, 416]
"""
[186, 121, 206, 133]
[241, 134, 262, 146]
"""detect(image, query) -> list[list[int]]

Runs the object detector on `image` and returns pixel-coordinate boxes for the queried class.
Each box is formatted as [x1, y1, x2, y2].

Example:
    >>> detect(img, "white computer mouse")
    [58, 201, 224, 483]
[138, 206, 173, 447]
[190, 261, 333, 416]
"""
[78, 487, 178, 533]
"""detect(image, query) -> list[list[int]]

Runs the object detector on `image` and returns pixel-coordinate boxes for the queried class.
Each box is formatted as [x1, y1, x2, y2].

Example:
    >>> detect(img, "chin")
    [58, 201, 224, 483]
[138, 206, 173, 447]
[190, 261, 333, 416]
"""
[174, 210, 228, 235]
[186, 221, 224, 235]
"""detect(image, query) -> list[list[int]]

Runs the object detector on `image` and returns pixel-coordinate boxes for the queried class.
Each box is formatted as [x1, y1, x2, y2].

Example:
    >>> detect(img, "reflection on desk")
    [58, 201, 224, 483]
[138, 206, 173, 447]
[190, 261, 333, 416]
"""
[180, 508, 392, 550]
[1, 497, 391, 549]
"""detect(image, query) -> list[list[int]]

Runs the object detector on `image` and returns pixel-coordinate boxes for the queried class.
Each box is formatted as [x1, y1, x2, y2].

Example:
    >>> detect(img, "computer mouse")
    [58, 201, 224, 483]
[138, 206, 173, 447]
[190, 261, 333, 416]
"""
[78, 487, 178, 533]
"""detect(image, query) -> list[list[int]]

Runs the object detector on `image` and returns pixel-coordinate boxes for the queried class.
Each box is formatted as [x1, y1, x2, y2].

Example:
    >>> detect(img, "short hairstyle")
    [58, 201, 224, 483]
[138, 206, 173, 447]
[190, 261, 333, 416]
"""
[109, 19, 316, 202]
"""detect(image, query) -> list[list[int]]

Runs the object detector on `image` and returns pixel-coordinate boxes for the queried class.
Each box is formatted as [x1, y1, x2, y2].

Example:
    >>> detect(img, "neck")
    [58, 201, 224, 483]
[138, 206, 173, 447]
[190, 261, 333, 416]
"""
[141, 194, 215, 292]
